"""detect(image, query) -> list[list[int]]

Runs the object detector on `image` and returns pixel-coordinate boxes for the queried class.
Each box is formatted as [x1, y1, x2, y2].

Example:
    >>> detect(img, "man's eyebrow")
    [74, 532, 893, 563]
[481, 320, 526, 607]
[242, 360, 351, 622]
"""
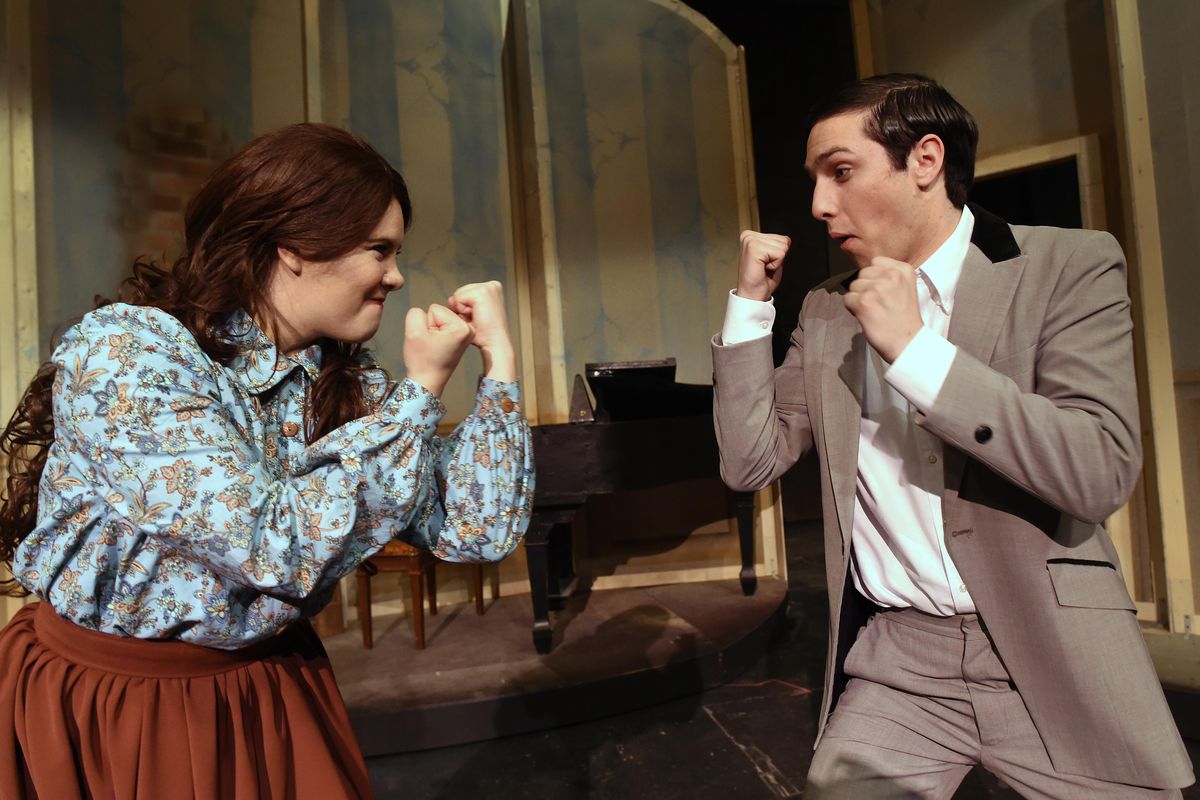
[805, 146, 854, 177]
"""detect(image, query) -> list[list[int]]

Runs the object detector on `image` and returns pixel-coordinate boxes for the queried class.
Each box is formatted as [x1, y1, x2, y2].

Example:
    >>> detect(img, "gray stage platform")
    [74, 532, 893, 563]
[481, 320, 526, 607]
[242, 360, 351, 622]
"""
[324, 577, 788, 755]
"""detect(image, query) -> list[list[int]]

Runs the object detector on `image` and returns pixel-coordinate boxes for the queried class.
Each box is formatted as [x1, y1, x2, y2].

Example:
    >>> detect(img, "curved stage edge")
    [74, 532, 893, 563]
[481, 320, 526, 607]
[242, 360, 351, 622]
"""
[324, 577, 789, 756]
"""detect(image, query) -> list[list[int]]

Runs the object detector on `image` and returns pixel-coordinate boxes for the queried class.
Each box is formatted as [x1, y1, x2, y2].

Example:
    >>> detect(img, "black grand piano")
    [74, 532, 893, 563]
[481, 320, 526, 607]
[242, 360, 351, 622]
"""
[525, 359, 758, 654]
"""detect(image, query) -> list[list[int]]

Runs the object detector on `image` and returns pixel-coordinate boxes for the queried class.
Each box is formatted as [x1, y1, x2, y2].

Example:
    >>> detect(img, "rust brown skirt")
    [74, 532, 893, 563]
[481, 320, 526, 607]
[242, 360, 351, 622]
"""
[0, 602, 374, 799]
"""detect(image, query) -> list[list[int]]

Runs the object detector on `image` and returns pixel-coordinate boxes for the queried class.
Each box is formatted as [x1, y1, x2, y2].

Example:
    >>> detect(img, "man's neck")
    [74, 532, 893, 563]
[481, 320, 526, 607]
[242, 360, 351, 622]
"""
[907, 202, 964, 269]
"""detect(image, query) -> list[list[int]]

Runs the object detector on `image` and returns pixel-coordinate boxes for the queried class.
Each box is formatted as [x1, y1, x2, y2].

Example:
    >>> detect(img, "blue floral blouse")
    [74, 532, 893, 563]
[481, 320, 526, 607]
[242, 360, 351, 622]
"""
[13, 304, 534, 649]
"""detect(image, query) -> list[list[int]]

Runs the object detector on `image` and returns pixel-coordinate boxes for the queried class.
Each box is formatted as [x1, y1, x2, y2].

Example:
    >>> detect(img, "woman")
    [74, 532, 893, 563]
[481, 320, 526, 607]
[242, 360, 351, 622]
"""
[0, 123, 533, 798]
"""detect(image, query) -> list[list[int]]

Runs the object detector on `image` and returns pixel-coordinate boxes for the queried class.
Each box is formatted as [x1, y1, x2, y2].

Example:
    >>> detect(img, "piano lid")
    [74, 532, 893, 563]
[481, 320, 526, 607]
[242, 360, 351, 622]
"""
[584, 358, 711, 422]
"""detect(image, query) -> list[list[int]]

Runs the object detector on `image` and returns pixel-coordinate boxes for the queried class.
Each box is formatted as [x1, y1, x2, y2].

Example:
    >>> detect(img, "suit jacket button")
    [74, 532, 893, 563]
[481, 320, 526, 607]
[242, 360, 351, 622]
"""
[281, 421, 300, 437]
[974, 425, 993, 443]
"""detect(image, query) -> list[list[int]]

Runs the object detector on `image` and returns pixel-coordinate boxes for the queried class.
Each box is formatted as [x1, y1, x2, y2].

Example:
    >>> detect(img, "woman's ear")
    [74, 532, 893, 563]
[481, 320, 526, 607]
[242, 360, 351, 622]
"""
[276, 247, 304, 277]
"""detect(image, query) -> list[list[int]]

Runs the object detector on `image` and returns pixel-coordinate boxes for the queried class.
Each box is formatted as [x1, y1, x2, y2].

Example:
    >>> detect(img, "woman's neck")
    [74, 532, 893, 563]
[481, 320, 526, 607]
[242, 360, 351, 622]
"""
[252, 308, 309, 356]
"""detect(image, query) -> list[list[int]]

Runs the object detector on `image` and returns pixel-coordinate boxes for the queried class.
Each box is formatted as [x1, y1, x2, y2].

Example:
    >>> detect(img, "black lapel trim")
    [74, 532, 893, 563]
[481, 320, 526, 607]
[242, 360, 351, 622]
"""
[966, 203, 1021, 263]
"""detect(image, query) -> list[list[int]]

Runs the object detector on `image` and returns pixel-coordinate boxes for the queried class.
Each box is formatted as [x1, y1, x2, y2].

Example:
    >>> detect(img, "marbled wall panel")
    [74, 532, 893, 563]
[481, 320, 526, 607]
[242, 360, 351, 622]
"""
[642, 10, 708, 384]
[540, 0, 605, 377]
[340, 0, 402, 168]
[575, 1, 662, 368]
[121, 0, 194, 111]
[249, 0, 305, 135]
[35, 0, 127, 352]
[687, 32, 741, 350]
[189, 1, 253, 147]
[318, 0, 351, 127]
[35, 0, 304, 354]
[441, 0, 512, 318]
[539, 0, 743, 385]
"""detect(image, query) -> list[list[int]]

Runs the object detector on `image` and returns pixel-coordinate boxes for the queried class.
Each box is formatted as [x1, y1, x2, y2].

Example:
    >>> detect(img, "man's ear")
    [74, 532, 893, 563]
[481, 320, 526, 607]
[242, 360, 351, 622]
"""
[276, 246, 304, 277]
[910, 133, 946, 191]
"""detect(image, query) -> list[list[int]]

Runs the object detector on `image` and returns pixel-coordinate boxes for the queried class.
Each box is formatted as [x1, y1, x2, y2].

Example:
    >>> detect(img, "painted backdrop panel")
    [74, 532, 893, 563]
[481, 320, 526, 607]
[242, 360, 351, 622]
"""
[33, 0, 305, 353]
[539, 0, 742, 386]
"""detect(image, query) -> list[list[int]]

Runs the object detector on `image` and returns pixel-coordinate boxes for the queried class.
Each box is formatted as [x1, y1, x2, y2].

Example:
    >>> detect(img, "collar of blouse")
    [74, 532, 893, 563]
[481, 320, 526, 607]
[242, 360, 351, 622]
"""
[220, 309, 323, 396]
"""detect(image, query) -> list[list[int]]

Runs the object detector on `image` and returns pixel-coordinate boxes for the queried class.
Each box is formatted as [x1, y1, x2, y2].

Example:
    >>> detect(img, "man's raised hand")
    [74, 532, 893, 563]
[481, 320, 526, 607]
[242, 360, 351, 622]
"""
[737, 231, 791, 302]
[843, 256, 924, 363]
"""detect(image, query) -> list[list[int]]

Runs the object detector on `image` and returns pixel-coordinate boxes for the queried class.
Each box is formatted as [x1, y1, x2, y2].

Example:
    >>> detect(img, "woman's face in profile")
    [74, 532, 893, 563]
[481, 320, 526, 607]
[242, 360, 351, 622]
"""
[277, 199, 407, 349]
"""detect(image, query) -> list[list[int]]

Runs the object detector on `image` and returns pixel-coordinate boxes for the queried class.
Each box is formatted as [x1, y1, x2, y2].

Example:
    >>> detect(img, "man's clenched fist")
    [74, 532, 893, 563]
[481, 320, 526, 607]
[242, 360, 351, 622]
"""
[843, 256, 924, 363]
[737, 231, 791, 302]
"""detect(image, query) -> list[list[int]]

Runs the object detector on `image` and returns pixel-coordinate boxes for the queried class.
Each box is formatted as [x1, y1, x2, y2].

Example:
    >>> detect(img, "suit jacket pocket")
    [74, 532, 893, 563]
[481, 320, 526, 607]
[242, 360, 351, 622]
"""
[1047, 559, 1136, 611]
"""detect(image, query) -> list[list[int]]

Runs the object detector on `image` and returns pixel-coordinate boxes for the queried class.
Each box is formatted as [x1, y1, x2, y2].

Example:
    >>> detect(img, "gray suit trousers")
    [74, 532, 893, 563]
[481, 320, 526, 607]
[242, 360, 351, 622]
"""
[806, 608, 1183, 799]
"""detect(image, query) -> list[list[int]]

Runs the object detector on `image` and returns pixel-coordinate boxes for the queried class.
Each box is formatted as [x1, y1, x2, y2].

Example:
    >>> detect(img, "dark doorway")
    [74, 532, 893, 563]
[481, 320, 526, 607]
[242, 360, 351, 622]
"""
[681, 0, 857, 364]
[970, 158, 1084, 229]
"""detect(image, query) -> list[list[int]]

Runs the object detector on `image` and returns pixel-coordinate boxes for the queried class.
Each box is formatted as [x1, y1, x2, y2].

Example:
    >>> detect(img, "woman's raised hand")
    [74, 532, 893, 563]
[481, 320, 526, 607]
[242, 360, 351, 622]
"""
[403, 304, 473, 397]
[447, 281, 516, 382]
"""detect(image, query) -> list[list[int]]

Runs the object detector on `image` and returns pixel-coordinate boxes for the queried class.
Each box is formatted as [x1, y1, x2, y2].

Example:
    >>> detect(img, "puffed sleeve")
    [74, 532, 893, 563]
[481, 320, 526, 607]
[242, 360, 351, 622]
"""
[409, 377, 534, 562]
[52, 306, 450, 599]
[341, 363, 535, 563]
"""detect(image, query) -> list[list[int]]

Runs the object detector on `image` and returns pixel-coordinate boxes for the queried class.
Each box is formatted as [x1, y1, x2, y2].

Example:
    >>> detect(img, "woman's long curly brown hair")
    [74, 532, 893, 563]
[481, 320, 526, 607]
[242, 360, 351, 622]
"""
[0, 123, 412, 594]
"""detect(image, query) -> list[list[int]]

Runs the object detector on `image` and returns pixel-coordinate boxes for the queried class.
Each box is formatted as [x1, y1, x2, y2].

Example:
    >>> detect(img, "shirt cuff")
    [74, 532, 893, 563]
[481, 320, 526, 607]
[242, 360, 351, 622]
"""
[884, 327, 957, 413]
[719, 289, 775, 345]
[474, 376, 525, 423]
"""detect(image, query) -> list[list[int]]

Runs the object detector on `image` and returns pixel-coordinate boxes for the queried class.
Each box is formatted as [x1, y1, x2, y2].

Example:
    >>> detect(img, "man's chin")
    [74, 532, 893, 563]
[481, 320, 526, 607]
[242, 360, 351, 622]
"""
[835, 237, 870, 267]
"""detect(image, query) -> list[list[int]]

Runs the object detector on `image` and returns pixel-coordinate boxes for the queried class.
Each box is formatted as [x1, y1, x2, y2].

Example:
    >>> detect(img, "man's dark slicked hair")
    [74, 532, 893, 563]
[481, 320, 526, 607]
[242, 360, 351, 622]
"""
[810, 73, 979, 208]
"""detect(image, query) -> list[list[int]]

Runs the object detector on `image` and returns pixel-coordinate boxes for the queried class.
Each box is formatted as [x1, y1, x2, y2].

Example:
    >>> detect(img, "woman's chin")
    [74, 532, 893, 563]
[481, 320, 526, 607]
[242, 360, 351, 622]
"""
[336, 313, 384, 344]
[326, 325, 378, 345]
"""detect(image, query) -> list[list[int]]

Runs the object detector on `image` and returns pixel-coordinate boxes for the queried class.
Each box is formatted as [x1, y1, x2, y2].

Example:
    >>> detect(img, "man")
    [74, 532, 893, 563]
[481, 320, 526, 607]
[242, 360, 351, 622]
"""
[712, 73, 1193, 798]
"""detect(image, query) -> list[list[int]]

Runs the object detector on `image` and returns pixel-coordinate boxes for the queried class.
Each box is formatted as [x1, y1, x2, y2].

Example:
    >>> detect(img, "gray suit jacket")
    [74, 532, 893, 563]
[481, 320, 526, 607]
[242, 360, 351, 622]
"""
[711, 205, 1193, 788]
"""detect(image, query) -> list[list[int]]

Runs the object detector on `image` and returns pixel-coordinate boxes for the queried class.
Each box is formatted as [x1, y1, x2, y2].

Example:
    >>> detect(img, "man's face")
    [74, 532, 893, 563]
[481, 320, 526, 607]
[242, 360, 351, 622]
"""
[805, 110, 925, 268]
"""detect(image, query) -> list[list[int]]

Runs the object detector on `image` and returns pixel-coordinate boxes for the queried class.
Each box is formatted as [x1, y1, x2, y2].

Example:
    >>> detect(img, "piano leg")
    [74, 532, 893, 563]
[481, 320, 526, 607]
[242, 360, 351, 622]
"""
[547, 521, 577, 611]
[524, 507, 578, 654]
[525, 517, 554, 654]
[734, 491, 758, 596]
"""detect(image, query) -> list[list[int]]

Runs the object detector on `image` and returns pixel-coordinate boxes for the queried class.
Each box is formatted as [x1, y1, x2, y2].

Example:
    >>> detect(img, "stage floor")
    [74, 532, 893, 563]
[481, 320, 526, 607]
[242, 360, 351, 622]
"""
[324, 577, 788, 755]
[359, 521, 1200, 799]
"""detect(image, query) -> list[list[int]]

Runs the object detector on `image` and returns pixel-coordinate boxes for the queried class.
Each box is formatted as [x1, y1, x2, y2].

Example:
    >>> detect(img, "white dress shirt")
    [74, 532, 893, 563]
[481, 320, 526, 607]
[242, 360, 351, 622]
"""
[720, 207, 976, 615]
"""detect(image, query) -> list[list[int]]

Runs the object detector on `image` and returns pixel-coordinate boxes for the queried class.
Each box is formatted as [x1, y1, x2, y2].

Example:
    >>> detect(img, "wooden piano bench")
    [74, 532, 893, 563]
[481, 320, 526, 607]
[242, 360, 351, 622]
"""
[355, 540, 496, 649]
